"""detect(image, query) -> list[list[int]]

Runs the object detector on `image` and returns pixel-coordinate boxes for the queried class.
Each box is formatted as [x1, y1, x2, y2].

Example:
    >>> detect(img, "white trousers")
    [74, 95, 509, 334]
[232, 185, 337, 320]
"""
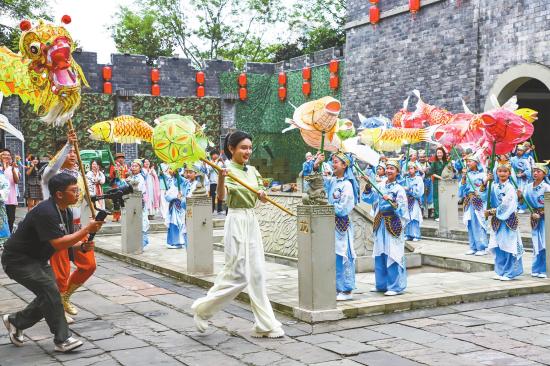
[191, 208, 282, 333]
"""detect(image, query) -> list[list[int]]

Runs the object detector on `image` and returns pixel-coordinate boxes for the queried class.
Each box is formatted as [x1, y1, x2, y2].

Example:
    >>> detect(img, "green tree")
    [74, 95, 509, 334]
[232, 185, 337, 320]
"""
[111, 7, 175, 64]
[0, 0, 51, 51]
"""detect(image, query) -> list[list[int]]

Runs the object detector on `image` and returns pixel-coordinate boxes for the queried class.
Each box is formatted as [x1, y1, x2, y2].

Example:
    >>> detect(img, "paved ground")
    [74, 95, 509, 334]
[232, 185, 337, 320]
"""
[3, 253, 550, 365]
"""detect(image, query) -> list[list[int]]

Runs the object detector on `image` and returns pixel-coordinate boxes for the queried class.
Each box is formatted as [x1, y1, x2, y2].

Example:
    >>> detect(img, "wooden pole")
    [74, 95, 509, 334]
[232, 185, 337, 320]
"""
[67, 119, 96, 218]
[201, 158, 295, 216]
[486, 140, 497, 210]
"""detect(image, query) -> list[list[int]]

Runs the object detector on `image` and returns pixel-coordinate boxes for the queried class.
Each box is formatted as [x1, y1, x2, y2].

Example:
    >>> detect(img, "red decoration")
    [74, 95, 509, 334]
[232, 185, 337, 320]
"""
[151, 84, 160, 96]
[369, 6, 380, 24]
[196, 71, 205, 85]
[369, 0, 379, 3]
[302, 67, 311, 80]
[278, 71, 287, 85]
[278, 86, 287, 101]
[102, 66, 112, 81]
[19, 20, 32, 31]
[103, 82, 112, 95]
[302, 81, 311, 96]
[238, 73, 247, 87]
[329, 74, 339, 90]
[239, 87, 247, 101]
[151, 68, 160, 83]
[329, 59, 339, 73]
[409, 0, 420, 13]
[61, 15, 72, 24]
[196, 85, 205, 98]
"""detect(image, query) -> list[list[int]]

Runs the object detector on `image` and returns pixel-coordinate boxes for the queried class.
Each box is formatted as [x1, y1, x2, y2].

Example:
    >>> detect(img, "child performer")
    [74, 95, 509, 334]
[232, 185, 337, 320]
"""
[403, 164, 424, 242]
[311, 151, 360, 301]
[127, 160, 150, 248]
[362, 159, 409, 296]
[484, 162, 524, 281]
[518, 163, 550, 278]
[164, 170, 190, 249]
[459, 155, 488, 256]
[192, 131, 284, 338]
[419, 150, 433, 219]
[511, 145, 532, 213]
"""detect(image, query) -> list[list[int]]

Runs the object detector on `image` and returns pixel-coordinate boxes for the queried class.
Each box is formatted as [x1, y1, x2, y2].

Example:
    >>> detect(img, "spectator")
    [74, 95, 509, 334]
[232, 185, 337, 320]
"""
[86, 160, 106, 210]
[25, 154, 43, 210]
[1, 149, 20, 232]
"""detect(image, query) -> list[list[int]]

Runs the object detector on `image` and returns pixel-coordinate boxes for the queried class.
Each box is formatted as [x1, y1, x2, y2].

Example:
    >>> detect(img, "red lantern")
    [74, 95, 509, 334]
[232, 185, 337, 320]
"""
[196, 71, 205, 85]
[278, 71, 287, 85]
[329, 59, 339, 73]
[151, 68, 160, 83]
[329, 74, 339, 90]
[103, 82, 112, 95]
[239, 87, 247, 101]
[278, 86, 287, 101]
[238, 73, 247, 87]
[19, 20, 32, 31]
[102, 66, 112, 81]
[196, 85, 205, 98]
[302, 81, 311, 96]
[61, 15, 72, 24]
[369, 0, 379, 3]
[409, 0, 420, 13]
[302, 67, 311, 80]
[151, 84, 160, 96]
[369, 6, 380, 24]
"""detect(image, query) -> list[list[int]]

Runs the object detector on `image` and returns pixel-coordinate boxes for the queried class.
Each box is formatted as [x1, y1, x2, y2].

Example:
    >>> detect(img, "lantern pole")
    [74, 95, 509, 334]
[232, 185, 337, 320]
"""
[486, 141, 497, 210]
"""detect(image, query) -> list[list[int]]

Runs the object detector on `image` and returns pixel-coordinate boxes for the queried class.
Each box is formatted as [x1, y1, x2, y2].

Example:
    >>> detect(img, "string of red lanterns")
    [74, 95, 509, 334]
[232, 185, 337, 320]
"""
[102, 66, 112, 94]
[329, 59, 339, 90]
[369, 0, 380, 25]
[409, 0, 421, 14]
[302, 66, 311, 96]
[196, 71, 205, 98]
[278, 70, 287, 101]
[151, 68, 160, 96]
[238, 72, 247, 101]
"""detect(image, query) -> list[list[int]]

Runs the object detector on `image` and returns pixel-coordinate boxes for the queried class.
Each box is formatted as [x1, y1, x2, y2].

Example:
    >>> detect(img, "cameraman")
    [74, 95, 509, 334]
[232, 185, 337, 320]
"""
[1, 173, 103, 353]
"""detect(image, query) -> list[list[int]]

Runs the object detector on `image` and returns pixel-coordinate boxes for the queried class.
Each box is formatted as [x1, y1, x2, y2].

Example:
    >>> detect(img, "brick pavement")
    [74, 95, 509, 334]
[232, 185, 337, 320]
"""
[2, 253, 550, 365]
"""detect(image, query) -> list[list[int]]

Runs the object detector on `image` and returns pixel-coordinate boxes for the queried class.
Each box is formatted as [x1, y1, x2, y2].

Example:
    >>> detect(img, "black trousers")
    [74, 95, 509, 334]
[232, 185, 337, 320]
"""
[6, 204, 16, 233]
[210, 184, 222, 213]
[3, 261, 70, 344]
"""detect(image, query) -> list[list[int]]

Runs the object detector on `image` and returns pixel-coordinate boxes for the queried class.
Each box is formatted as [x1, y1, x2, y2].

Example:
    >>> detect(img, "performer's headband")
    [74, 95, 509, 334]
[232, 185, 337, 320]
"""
[334, 152, 351, 167]
[533, 163, 549, 175]
[385, 158, 401, 172]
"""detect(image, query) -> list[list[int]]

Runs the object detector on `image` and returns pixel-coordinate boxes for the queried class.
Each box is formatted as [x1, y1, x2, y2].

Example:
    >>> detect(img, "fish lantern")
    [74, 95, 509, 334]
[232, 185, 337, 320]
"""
[278, 71, 287, 85]
[302, 81, 311, 96]
[238, 73, 247, 87]
[88, 115, 153, 143]
[329, 74, 339, 90]
[239, 87, 247, 101]
[151, 68, 160, 83]
[195, 71, 205, 84]
[196, 85, 205, 98]
[370, 5, 380, 24]
[329, 59, 339, 73]
[152, 114, 209, 169]
[302, 66, 311, 80]
[278, 86, 287, 101]
[151, 83, 160, 96]
[409, 0, 420, 13]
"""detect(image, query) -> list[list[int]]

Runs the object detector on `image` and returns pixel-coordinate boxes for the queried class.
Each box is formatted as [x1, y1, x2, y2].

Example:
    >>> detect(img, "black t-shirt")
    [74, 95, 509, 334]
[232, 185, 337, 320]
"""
[1, 198, 73, 265]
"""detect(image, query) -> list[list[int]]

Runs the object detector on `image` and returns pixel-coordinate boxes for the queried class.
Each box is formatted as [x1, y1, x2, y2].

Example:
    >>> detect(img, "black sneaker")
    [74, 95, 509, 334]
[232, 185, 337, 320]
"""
[54, 336, 83, 353]
[2, 314, 24, 346]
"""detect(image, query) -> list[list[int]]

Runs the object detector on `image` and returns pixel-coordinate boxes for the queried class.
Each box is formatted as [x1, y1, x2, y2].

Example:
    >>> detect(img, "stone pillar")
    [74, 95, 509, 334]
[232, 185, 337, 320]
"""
[121, 192, 143, 254]
[186, 195, 213, 274]
[544, 192, 550, 275]
[438, 179, 459, 237]
[297, 205, 336, 312]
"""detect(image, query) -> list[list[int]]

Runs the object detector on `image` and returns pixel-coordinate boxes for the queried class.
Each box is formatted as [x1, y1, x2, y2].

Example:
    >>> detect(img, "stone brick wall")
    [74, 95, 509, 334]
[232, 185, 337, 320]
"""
[343, 0, 550, 119]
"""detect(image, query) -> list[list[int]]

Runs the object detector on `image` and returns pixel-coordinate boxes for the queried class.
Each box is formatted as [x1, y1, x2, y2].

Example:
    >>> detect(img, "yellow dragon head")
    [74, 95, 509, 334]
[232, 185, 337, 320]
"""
[0, 16, 88, 125]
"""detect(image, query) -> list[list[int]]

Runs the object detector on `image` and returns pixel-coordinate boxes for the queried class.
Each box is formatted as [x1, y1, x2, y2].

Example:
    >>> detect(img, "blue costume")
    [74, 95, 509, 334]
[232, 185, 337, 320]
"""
[165, 176, 191, 249]
[458, 168, 488, 253]
[511, 155, 533, 211]
[403, 174, 424, 241]
[362, 178, 409, 294]
[522, 180, 550, 276]
[487, 179, 524, 279]
[420, 161, 433, 212]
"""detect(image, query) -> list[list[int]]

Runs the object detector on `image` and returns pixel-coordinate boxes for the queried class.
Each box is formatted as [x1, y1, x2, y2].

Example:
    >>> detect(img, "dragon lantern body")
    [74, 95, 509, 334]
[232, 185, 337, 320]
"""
[0, 18, 88, 126]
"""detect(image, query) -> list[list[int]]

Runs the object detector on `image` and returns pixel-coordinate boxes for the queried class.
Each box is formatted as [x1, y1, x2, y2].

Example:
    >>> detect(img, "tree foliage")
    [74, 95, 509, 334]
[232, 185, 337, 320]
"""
[0, 0, 51, 51]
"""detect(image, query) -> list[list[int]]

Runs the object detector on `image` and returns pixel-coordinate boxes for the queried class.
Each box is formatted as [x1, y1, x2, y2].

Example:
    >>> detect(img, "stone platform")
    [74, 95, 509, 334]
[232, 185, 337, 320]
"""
[94, 232, 550, 323]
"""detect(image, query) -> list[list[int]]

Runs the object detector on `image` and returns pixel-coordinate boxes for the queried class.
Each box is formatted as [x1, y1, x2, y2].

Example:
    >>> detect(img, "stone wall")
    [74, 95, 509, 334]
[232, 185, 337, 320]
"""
[343, 0, 550, 119]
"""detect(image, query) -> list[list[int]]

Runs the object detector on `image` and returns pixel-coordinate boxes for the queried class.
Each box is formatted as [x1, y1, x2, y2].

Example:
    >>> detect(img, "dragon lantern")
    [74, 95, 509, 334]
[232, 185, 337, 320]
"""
[0, 16, 88, 126]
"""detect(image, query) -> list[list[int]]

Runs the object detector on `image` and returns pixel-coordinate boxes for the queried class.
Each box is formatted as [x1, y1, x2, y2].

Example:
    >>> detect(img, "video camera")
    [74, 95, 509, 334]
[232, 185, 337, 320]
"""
[86, 185, 134, 242]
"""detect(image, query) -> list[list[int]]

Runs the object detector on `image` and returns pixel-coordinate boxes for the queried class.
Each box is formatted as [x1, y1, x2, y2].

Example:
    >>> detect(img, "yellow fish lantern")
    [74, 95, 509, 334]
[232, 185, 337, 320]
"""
[151, 114, 209, 169]
[514, 108, 538, 123]
[358, 127, 431, 153]
[88, 115, 153, 143]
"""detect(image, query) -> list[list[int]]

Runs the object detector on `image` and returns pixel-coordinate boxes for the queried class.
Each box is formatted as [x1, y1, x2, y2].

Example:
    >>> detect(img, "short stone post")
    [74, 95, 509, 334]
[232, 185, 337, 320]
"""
[297, 205, 336, 313]
[438, 179, 459, 237]
[186, 195, 213, 275]
[121, 192, 143, 254]
[544, 192, 550, 275]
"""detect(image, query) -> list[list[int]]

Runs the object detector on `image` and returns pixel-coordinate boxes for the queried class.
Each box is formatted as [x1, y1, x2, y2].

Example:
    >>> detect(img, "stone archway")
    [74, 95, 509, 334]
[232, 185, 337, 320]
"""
[485, 63, 550, 161]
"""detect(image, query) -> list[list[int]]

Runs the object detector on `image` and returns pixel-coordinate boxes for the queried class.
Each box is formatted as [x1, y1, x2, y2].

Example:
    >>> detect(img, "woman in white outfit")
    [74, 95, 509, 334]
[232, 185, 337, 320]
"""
[191, 131, 285, 338]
